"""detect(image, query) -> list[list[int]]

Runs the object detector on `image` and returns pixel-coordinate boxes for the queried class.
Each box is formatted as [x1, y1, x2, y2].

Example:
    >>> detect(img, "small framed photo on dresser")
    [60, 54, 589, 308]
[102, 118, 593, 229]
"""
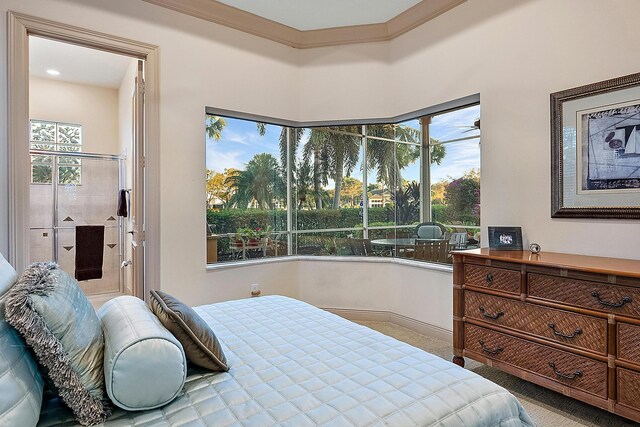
[488, 226, 523, 250]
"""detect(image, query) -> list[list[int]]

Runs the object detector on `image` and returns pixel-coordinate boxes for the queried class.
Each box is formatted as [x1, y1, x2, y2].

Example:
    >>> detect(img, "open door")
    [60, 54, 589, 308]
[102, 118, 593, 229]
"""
[130, 60, 145, 300]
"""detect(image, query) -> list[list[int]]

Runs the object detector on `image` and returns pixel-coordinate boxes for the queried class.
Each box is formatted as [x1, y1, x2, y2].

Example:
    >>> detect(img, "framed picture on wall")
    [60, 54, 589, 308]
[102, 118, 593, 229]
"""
[551, 72, 640, 219]
[487, 227, 523, 251]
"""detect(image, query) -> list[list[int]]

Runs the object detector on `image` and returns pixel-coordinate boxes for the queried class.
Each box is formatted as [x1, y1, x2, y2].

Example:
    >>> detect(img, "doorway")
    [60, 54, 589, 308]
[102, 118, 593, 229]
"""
[8, 13, 160, 304]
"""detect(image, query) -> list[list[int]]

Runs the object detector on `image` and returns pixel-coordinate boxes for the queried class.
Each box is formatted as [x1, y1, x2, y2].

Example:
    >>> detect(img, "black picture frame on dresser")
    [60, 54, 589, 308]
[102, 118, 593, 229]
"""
[487, 226, 523, 250]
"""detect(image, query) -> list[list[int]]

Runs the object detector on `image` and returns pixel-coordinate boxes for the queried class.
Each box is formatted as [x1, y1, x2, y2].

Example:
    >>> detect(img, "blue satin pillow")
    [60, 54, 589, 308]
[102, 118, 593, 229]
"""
[0, 253, 44, 427]
[6, 263, 109, 426]
[98, 296, 187, 411]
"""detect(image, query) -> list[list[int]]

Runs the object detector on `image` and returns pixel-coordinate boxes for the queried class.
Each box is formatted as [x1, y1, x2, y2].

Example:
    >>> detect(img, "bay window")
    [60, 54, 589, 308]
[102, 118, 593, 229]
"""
[206, 103, 480, 265]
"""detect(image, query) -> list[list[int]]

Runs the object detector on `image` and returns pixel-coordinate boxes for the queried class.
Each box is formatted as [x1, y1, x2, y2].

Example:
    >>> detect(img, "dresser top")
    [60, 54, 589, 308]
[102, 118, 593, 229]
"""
[455, 248, 640, 278]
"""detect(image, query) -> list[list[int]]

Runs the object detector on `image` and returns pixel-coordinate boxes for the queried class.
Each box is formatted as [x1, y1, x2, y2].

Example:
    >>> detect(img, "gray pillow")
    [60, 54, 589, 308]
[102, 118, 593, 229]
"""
[5, 263, 109, 426]
[0, 252, 43, 427]
[98, 296, 187, 411]
[149, 290, 228, 371]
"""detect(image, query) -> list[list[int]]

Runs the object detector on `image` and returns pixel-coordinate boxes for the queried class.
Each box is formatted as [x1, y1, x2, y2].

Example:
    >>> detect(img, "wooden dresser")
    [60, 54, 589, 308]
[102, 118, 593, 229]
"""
[453, 249, 640, 422]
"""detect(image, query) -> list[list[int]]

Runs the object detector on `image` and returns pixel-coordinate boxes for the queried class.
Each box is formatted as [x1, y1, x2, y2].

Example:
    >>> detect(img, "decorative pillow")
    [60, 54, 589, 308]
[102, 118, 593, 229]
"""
[5, 263, 109, 426]
[149, 290, 229, 371]
[0, 253, 43, 427]
[0, 252, 18, 299]
[98, 296, 187, 411]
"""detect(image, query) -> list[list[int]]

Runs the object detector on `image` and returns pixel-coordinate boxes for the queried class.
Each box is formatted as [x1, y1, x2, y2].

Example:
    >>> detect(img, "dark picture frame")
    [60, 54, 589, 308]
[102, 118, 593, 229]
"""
[551, 72, 640, 219]
[488, 227, 523, 251]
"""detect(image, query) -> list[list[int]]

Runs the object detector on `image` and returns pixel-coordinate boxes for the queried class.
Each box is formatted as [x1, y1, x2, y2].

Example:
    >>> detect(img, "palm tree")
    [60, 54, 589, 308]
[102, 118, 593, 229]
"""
[293, 160, 313, 209]
[226, 153, 285, 209]
[366, 124, 421, 190]
[206, 116, 226, 141]
[228, 120, 447, 211]
[302, 126, 361, 209]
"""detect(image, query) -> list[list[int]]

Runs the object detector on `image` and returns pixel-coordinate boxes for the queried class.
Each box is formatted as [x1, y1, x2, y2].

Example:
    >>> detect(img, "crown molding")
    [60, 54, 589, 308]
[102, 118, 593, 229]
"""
[142, 0, 467, 49]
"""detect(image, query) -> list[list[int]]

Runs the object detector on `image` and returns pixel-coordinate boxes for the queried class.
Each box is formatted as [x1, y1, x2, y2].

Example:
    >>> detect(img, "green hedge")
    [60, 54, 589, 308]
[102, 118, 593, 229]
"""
[207, 207, 392, 234]
[207, 206, 479, 234]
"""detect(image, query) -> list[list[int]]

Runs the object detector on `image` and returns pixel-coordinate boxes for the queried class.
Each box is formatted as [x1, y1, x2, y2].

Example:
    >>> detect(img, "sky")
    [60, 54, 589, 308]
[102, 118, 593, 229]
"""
[205, 104, 480, 186]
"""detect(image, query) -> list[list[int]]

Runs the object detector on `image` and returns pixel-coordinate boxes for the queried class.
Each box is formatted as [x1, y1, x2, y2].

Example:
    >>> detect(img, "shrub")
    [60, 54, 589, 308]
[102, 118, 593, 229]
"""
[207, 207, 392, 234]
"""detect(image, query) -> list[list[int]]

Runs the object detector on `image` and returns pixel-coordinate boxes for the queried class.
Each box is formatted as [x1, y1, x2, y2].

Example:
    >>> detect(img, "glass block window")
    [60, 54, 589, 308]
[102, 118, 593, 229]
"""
[30, 120, 82, 185]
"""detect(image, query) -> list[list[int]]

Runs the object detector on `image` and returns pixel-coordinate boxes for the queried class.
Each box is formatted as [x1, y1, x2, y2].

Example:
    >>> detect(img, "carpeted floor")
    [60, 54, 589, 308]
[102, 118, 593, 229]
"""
[356, 321, 638, 427]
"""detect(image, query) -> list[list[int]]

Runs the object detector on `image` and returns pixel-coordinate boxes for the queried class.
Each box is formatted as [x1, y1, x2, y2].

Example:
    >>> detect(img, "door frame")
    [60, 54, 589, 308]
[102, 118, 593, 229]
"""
[7, 11, 160, 298]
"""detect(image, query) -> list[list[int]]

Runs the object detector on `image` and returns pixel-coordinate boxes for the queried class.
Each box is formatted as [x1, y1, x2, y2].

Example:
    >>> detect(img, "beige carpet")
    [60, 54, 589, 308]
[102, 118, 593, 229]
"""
[356, 321, 637, 427]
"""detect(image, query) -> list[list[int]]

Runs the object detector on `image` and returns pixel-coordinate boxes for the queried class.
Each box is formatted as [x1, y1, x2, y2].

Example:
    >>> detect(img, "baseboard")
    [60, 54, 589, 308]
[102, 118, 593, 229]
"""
[323, 307, 453, 343]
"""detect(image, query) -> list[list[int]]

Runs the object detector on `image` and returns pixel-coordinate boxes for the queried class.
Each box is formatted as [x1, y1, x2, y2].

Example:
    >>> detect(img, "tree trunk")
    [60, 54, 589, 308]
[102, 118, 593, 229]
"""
[333, 159, 343, 209]
[313, 151, 323, 209]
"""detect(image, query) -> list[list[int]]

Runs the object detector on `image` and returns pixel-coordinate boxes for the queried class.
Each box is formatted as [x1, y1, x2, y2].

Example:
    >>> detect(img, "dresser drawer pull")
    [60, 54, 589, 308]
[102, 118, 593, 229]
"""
[548, 323, 582, 339]
[486, 273, 493, 284]
[590, 291, 632, 308]
[479, 305, 504, 320]
[479, 340, 504, 355]
[548, 362, 582, 380]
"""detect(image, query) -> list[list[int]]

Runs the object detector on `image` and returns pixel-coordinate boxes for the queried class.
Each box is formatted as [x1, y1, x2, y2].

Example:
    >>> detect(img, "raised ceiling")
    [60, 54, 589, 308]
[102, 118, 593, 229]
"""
[29, 36, 135, 89]
[217, 0, 422, 31]
[144, 0, 466, 48]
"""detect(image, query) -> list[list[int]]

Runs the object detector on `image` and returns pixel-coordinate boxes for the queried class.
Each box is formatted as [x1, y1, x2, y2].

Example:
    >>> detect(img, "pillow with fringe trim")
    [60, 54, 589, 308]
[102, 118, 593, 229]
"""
[6, 263, 110, 426]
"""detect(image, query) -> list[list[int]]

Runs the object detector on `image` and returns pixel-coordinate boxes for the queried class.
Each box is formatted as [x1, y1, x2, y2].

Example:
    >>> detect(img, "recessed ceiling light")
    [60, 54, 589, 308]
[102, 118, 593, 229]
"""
[46, 69, 60, 76]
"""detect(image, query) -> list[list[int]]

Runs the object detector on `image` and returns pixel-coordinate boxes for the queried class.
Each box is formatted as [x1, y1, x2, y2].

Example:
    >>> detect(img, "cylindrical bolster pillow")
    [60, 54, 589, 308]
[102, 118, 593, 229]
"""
[98, 296, 187, 411]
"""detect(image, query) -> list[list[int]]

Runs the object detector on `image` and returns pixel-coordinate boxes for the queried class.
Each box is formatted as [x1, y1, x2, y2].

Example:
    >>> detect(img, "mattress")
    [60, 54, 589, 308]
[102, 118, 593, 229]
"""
[38, 296, 533, 426]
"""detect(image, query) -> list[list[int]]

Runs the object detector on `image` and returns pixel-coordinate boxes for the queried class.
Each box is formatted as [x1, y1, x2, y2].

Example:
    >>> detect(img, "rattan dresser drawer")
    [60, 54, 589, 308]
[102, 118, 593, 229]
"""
[464, 291, 607, 354]
[618, 323, 640, 364]
[464, 265, 520, 294]
[465, 324, 608, 398]
[529, 274, 640, 317]
[618, 368, 640, 410]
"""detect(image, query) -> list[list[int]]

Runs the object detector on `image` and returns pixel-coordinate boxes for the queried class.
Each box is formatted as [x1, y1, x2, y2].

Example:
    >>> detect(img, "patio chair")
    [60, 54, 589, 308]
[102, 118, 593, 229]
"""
[449, 232, 468, 249]
[297, 235, 336, 255]
[413, 222, 447, 240]
[348, 238, 374, 256]
[413, 239, 453, 263]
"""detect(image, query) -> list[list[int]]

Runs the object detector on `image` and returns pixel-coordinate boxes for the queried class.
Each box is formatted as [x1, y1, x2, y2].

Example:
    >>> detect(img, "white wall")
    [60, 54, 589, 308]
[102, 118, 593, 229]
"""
[29, 77, 120, 154]
[297, 259, 453, 332]
[196, 261, 299, 306]
[297, 0, 640, 260]
[0, 0, 299, 302]
[1, 0, 639, 319]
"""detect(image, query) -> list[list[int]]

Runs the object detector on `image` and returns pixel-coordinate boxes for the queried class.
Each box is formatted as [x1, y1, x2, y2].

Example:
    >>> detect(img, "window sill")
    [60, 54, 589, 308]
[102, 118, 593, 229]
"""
[206, 255, 454, 273]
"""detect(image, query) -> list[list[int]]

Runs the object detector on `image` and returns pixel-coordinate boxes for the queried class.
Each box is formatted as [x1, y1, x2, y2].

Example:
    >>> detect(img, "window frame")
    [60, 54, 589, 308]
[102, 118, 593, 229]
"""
[206, 101, 480, 265]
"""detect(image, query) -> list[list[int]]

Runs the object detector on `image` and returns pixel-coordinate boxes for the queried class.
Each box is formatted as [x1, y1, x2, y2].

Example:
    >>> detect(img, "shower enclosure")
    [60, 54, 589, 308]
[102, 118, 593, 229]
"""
[29, 149, 126, 297]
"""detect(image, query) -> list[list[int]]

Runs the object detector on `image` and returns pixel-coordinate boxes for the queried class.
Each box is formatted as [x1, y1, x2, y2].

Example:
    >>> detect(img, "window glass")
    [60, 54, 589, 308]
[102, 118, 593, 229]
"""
[30, 120, 82, 185]
[31, 157, 53, 184]
[292, 127, 364, 234]
[205, 116, 287, 262]
[365, 120, 421, 257]
[429, 104, 480, 142]
[205, 103, 480, 265]
[294, 230, 362, 256]
[429, 105, 481, 244]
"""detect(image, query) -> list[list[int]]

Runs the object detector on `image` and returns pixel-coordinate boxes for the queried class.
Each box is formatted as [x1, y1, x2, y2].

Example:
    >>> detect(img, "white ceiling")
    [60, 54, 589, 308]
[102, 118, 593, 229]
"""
[29, 36, 135, 89]
[218, 0, 422, 31]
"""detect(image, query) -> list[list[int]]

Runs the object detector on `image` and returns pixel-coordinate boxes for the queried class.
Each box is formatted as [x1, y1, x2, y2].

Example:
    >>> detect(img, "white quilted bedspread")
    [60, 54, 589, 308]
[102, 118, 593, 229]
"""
[39, 296, 533, 426]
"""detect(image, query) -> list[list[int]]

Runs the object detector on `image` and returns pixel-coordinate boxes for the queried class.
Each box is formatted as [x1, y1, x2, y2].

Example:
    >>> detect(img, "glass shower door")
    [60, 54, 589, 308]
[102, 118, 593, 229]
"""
[56, 156, 122, 296]
[29, 151, 123, 297]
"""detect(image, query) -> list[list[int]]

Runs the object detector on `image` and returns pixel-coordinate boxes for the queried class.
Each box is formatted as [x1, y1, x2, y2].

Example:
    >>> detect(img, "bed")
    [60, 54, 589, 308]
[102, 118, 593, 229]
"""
[38, 296, 533, 426]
